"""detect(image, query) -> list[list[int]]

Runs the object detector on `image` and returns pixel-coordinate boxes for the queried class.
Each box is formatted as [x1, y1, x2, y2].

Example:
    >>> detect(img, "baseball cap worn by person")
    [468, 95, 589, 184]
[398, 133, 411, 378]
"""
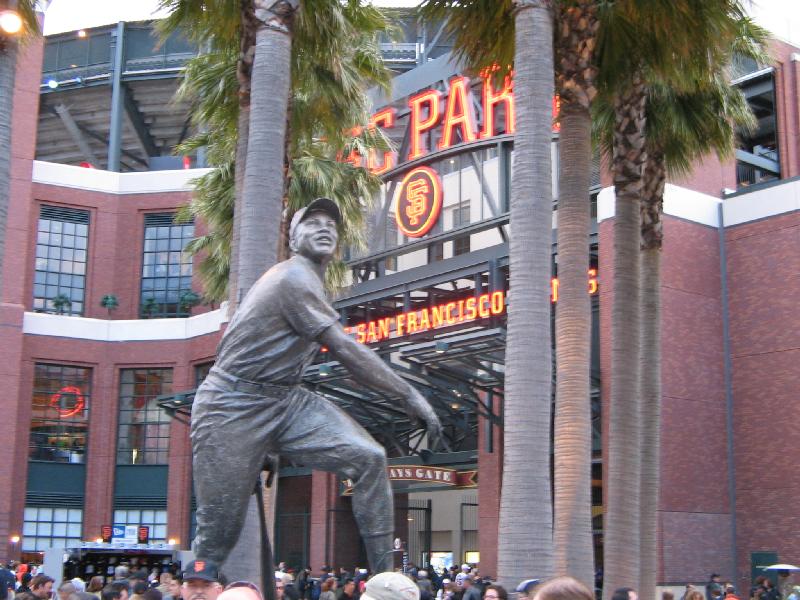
[361, 573, 419, 600]
[183, 560, 220, 582]
[290, 198, 342, 234]
[516, 580, 541, 595]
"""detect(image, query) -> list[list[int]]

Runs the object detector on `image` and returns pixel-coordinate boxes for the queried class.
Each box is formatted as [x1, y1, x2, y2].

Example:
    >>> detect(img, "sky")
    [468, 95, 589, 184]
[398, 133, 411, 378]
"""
[41, 0, 800, 46]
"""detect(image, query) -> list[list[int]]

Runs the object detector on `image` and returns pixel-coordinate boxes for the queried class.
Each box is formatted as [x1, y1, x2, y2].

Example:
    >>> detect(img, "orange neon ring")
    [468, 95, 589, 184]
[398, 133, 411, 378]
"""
[395, 166, 443, 238]
[49, 385, 85, 418]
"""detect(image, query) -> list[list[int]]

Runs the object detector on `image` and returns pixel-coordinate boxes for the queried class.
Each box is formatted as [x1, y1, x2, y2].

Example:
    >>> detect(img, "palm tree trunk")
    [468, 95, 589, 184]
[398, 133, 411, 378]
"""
[639, 149, 665, 600]
[553, 0, 597, 589]
[554, 104, 595, 589]
[0, 42, 19, 302]
[497, 0, 555, 587]
[228, 1, 257, 311]
[603, 72, 647, 600]
[237, 0, 296, 297]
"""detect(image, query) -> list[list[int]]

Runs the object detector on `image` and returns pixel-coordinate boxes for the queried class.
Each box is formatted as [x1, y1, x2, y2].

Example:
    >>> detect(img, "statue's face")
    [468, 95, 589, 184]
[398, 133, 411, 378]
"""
[291, 210, 338, 261]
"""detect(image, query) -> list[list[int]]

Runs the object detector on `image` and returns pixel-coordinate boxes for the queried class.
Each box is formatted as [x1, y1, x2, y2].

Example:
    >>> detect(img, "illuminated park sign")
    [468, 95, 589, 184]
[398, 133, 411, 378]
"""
[342, 270, 598, 344]
[346, 71, 561, 175]
[396, 166, 443, 238]
[342, 466, 478, 494]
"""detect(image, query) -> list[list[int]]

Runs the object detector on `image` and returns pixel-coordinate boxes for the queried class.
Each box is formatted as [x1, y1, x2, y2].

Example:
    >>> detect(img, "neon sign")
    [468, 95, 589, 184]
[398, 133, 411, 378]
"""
[49, 385, 85, 418]
[349, 72, 560, 174]
[395, 166, 443, 238]
[342, 271, 599, 344]
[345, 291, 506, 344]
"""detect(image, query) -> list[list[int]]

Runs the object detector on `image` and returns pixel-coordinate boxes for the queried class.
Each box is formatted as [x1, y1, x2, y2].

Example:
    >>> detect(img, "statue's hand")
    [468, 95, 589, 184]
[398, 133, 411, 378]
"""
[404, 389, 443, 451]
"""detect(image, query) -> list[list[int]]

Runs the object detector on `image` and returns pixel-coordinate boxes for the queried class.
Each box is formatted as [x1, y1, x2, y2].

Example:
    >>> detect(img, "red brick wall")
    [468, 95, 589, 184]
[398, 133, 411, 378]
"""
[0, 32, 44, 561]
[725, 210, 800, 591]
[599, 214, 733, 584]
[30, 183, 201, 320]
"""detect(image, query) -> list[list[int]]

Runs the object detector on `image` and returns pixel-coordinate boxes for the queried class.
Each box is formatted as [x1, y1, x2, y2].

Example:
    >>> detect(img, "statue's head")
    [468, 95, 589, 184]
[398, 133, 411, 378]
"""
[289, 197, 341, 262]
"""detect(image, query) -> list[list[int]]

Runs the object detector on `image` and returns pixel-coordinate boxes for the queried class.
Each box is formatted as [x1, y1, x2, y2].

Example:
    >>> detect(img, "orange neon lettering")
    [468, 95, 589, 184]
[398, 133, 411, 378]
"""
[465, 297, 477, 320]
[478, 294, 491, 318]
[407, 311, 419, 333]
[457, 299, 466, 321]
[356, 323, 367, 343]
[396, 313, 406, 336]
[588, 268, 598, 294]
[367, 321, 378, 343]
[551, 277, 559, 303]
[491, 291, 504, 314]
[481, 71, 515, 138]
[418, 309, 431, 331]
[438, 76, 477, 150]
[432, 304, 446, 328]
[445, 302, 457, 325]
[378, 317, 391, 341]
[408, 89, 441, 160]
[367, 108, 396, 174]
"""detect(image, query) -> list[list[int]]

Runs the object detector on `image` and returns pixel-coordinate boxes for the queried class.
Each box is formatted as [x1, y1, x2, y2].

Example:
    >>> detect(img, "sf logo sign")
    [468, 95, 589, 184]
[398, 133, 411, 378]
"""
[396, 166, 443, 238]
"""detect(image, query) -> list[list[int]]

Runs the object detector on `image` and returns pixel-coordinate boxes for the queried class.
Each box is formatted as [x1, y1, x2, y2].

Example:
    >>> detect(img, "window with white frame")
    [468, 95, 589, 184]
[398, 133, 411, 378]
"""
[113, 509, 167, 543]
[22, 506, 83, 551]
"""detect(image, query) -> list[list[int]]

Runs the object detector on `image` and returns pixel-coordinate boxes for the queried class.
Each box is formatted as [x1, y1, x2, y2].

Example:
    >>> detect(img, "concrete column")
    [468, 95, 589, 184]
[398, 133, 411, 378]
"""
[477, 390, 502, 577]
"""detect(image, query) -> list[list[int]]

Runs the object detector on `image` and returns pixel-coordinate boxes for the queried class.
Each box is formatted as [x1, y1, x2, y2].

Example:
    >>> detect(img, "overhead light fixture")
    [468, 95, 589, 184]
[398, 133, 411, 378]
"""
[47, 79, 59, 89]
[319, 364, 332, 377]
[450, 402, 461, 410]
[10, 535, 20, 544]
[435, 341, 449, 353]
[168, 538, 178, 546]
[77, 29, 87, 38]
[0, 9, 23, 35]
[95, 538, 103, 544]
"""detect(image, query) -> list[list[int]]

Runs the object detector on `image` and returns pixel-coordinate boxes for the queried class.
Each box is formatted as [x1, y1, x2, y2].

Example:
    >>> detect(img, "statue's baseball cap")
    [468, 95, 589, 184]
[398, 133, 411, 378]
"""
[182, 560, 220, 582]
[290, 197, 342, 234]
[361, 573, 419, 600]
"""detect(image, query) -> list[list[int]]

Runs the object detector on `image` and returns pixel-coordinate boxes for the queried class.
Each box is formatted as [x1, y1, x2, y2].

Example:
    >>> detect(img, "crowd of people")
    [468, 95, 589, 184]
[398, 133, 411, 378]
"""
[1, 559, 797, 600]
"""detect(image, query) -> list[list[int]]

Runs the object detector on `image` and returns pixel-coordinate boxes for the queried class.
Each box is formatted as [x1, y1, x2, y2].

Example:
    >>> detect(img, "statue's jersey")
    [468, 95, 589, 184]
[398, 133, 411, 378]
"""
[215, 254, 339, 384]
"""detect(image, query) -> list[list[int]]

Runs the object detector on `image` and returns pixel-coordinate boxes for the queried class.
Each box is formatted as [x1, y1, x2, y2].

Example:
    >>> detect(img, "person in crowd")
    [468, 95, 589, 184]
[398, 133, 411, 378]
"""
[0, 563, 16, 600]
[25, 576, 54, 600]
[682, 585, 696, 600]
[130, 581, 149, 600]
[157, 574, 172, 598]
[142, 588, 162, 600]
[337, 579, 357, 600]
[181, 562, 222, 600]
[435, 580, 450, 600]
[684, 590, 705, 600]
[114, 569, 130, 585]
[532, 578, 593, 600]
[454, 569, 470, 589]
[515, 580, 541, 600]
[220, 582, 262, 600]
[58, 581, 77, 600]
[281, 574, 299, 600]
[707, 575, 723, 600]
[296, 570, 311, 600]
[763, 580, 781, 600]
[17, 574, 33, 596]
[361, 573, 419, 600]
[460, 578, 480, 600]
[482, 585, 507, 600]
[725, 585, 741, 600]
[166, 576, 182, 600]
[416, 573, 433, 598]
[87, 579, 104, 599]
[663, 591, 675, 600]
[320, 579, 337, 600]
[102, 582, 130, 600]
[611, 588, 638, 600]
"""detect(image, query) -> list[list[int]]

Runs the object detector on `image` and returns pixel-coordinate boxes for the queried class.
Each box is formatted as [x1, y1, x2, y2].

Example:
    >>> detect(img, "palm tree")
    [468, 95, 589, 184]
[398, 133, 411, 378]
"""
[423, 0, 558, 584]
[0, 0, 38, 301]
[552, 0, 599, 588]
[594, 3, 768, 596]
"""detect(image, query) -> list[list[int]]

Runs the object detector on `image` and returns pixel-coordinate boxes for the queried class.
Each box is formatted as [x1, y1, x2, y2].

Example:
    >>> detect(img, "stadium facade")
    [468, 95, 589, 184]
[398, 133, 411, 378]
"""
[0, 15, 798, 594]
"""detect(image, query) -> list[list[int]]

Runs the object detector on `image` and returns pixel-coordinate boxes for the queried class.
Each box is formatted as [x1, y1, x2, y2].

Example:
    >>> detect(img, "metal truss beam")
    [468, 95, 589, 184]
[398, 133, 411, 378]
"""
[53, 103, 100, 166]
[122, 83, 159, 158]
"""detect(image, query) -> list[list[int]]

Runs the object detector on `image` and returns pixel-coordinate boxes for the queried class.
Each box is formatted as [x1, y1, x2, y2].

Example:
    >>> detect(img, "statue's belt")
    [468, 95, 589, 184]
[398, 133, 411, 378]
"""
[208, 366, 299, 395]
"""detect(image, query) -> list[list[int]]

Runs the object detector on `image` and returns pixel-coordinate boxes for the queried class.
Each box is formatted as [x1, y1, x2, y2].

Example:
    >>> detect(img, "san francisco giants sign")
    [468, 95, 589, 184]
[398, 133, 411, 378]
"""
[395, 166, 443, 238]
